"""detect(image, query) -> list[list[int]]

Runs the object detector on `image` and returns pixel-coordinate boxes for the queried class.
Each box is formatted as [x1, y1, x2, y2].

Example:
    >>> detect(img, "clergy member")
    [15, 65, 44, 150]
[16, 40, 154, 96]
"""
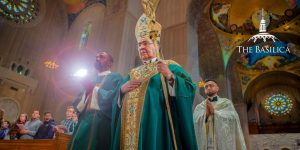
[193, 79, 247, 150]
[111, 1, 197, 149]
[69, 51, 123, 150]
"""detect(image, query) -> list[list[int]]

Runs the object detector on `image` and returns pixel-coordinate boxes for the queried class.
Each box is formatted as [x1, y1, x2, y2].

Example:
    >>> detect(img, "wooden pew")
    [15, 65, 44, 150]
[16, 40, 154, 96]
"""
[0, 133, 71, 150]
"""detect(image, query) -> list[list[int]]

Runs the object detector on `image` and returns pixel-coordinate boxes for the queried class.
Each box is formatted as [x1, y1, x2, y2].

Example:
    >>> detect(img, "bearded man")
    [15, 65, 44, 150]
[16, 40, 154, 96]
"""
[193, 79, 247, 150]
[69, 51, 123, 150]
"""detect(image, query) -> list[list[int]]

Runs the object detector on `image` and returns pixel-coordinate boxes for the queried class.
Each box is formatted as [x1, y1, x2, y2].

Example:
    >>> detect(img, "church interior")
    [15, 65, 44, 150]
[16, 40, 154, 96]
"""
[0, 0, 300, 149]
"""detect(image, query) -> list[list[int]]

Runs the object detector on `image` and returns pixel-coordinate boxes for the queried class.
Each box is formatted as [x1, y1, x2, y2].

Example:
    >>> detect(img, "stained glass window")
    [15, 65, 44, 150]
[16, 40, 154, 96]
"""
[79, 22, 92, 49]
[264, 93, 293, 116]
[0, 0, 39, 24]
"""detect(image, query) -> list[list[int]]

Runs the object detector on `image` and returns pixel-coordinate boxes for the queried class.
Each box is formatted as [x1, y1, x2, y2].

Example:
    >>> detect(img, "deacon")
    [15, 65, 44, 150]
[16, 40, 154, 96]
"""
[193, 79, 247, 150]
[69, 51, 123, 150]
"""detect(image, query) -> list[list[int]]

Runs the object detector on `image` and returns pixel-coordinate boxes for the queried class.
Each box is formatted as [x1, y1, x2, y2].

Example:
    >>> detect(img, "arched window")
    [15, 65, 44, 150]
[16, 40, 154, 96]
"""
[264, 92, 293, 116]
[10, 62, 17, 71]
[79, 22, 92, 49]
[0, 0, 39, 24]
[24, 69, 30, 76]
[16, 65, 24, 75]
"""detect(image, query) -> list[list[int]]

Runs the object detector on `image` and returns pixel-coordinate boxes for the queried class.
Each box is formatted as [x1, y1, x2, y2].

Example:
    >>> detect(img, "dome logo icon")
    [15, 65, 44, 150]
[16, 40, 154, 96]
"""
[248, 8, 279, 43]
[237, 8, 291, 54]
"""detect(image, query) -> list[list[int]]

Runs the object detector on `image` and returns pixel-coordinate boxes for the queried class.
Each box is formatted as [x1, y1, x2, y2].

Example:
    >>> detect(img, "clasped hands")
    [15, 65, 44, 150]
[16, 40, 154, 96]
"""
[121, 60, 173, 94]
[206, 99, 215, 118]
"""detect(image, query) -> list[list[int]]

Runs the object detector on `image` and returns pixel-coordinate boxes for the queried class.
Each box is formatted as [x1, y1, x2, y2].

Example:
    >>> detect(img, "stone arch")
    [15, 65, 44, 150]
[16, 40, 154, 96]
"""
[64, 3, 106, 51]
[39, 1, 107, 117]
[188, 0, 227, 97]
[244, 71, 300, 104]
[226, 31, 300, 104]
[0, 97, 21, 123]
[244, 71, 300, 134]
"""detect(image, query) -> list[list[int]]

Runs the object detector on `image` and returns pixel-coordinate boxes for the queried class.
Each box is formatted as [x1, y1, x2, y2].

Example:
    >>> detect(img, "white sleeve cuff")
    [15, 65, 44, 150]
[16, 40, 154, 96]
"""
[168, 80, 175, 96]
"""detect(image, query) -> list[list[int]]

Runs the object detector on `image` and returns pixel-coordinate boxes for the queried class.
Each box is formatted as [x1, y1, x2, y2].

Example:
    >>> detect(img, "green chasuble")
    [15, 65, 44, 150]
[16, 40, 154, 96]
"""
[112, 60, 198, 150]
[69, 72, 123, 150]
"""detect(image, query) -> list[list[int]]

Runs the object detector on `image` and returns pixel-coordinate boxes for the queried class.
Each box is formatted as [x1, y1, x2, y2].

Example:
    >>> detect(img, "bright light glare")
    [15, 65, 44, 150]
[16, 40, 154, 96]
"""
[73, 69, 88, 77]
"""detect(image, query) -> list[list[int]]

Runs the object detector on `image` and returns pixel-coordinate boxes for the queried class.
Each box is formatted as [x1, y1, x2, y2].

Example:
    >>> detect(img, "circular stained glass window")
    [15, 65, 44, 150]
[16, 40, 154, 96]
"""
[0, 0, 39, 24]
[264, 93, 293, 116]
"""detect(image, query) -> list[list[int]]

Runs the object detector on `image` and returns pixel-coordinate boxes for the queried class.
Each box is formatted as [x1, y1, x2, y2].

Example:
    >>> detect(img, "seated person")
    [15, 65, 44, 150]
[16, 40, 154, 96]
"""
[19, 110, 42, 139]
[9, 113, 28, 139]
[54, 106, 76, 135]
[0, 120, 10, 140]
[34, 112, 55, 139]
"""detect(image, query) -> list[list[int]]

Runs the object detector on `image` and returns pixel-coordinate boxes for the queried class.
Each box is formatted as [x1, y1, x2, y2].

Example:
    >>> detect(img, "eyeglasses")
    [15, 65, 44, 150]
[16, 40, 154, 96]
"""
[137, 41, 154, 47]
